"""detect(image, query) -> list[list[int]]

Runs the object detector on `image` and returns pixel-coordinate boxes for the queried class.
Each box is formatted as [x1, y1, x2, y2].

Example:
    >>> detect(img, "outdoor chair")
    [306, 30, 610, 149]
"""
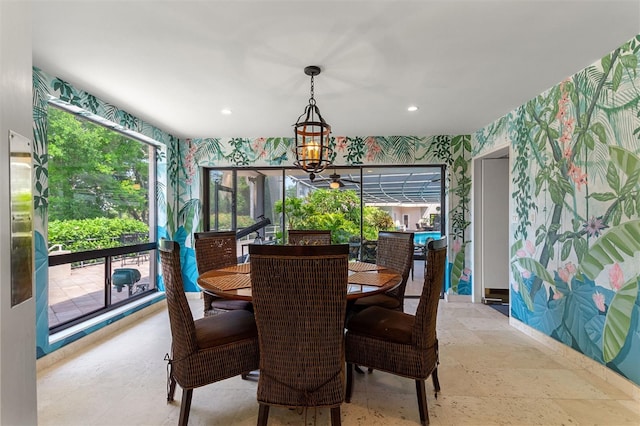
[359, 239, 377, 263]
[344, 238, 447, 426]
[249, 243, 349, 425]
[194, 231, 253, 317]
[287, 229, 332, 245]
[120, 232, 148, 266]
[348, 235, 361, 260]
[111, 267, 142, 296]
[159, 240, 260, 426]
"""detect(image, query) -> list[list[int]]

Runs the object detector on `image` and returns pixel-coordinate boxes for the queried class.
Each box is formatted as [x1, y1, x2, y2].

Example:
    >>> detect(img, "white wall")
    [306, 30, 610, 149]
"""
[387, 206, 427, 230]
[0, 2, 37, 424]
[481, 158, 510, 291]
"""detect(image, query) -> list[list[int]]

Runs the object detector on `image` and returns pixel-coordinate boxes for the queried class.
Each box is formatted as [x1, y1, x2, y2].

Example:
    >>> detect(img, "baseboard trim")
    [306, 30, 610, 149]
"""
[444, 293, 472, 303]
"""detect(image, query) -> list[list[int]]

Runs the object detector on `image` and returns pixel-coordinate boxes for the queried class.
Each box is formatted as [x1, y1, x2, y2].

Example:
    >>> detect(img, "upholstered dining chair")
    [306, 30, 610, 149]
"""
[351, 231, 414, 313]
[287, 229, 332, 245]
[194, 231, 253, 317]
[344, 238, 447, 426]
[159, 240, 260, 426]
[249, 243, 349, 426]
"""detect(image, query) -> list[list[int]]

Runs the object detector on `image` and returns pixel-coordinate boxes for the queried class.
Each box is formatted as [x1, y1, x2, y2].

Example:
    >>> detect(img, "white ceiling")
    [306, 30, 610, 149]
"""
[32, 1, 640, 140]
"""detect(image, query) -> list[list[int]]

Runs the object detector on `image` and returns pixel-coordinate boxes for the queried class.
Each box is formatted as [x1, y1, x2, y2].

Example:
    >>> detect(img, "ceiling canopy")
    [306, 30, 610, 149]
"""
[252, 166, 444, 205]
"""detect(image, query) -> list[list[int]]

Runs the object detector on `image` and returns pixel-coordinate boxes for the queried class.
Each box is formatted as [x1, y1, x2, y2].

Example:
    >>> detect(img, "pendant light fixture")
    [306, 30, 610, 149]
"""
[293, 65, 332, 181]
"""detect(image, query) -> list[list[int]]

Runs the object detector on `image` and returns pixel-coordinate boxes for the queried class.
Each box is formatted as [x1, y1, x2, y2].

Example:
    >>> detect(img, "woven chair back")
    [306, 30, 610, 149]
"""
[413, 238, 447, 349]
[249, 243, 348, 408]
[288, 229, 332, 245]
[159, 240, 199, 357]
[194, 231, 237, 273]
[375, 231, 414, 303]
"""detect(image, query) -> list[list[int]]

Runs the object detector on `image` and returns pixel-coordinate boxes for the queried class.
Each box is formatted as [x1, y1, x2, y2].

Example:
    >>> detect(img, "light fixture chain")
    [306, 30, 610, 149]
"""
[309, 75, 315, 105]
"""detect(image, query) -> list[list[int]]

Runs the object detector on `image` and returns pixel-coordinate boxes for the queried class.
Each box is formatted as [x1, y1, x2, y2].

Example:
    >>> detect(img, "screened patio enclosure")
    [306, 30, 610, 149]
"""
[202, 166, 446, 256]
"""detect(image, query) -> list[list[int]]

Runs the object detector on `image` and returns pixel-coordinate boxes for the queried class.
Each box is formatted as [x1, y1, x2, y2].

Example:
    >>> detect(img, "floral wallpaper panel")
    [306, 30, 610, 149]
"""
[474, 35, 640, 386]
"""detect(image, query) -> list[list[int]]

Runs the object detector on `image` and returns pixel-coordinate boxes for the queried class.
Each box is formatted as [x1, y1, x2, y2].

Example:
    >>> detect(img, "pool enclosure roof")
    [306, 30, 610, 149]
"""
[247, 166, 444, 206]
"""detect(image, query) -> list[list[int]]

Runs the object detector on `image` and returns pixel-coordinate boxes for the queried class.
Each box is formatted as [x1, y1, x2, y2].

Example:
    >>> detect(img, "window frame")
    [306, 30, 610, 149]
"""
[202, 165, 446, 247]
[46, 100, 160, 334]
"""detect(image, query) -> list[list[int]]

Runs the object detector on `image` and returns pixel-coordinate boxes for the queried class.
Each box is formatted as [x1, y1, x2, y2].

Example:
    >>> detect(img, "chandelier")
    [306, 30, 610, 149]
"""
[293, 65, 332, 181]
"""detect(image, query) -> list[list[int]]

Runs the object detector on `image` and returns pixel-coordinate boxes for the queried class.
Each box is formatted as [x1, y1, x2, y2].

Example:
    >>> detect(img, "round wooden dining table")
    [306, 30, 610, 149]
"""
[197, 261, 401, 302]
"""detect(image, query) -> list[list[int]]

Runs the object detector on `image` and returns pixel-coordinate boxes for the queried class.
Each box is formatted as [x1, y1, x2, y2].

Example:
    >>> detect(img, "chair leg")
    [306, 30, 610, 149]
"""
[432, 338, 441, 397]
[330, 406, 342, 425]
[431, 368, 441, 398]
[257, 403, 269, 426]
[345, 363, 353, 403]
[167, 375, 177, 402]
[178, 388, 193, 426]
[415, 379, 429, 425]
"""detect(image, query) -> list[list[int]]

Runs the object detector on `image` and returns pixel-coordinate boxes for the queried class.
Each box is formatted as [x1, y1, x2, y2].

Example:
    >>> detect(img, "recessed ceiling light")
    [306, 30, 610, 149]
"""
[407, 105, 419, 112]
[221, 108, 232, 115]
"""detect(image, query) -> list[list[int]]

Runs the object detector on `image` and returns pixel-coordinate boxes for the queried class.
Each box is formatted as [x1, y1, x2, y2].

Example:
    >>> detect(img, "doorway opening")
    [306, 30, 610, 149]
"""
[472, 146, 510, 310]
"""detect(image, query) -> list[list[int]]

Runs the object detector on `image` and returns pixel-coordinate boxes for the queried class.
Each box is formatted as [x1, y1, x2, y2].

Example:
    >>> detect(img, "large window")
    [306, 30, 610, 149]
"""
[202, 166, 445, 261]
[46, 104, 158, 333]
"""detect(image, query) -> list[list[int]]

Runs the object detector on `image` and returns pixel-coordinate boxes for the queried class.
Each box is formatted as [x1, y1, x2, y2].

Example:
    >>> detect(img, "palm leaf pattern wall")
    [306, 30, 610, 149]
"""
[29, 28, 640, 389]
[475, 35, 640, 385]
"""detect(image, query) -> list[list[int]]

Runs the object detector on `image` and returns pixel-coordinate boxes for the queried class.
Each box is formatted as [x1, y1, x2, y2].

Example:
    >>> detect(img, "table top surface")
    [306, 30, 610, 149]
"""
[197, 261, 401, 301]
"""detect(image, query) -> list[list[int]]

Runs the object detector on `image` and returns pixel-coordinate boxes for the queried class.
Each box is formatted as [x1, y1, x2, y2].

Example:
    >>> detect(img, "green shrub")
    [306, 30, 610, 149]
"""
[48, 218, 148, 253]
[274, 189, 394, 243]
[209, 214, 258, 230]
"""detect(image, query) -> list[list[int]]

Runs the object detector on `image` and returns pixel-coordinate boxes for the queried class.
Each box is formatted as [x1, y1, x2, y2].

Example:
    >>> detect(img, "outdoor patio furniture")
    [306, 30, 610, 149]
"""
[120, 232, 148, 266]
[360, 240, 377, 263]
[111, 268, 142, 296]
[287, 229, 332, 245]
[349, 245, 361, 260]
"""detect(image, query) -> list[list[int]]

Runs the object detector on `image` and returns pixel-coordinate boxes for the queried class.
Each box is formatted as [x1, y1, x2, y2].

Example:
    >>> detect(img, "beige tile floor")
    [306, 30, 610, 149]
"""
[37, 296, 640, 426]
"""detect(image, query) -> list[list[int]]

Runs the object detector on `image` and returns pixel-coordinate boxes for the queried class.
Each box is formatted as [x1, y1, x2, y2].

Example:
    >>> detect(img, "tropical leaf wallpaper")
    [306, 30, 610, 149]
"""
[176, 134, 471, 293]
[30, 33, 640, 389]
[474, 35, 640, 385]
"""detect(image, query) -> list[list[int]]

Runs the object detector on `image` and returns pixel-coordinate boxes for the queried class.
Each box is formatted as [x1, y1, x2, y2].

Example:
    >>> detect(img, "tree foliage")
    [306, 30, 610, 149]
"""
[47, 107, 149, 222]
[274, 189, 394, 243]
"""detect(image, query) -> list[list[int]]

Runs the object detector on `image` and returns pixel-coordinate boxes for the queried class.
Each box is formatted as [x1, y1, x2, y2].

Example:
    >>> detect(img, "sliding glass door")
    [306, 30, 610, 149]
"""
[208, 170, 236, 231]
[203, 166, 445, 257]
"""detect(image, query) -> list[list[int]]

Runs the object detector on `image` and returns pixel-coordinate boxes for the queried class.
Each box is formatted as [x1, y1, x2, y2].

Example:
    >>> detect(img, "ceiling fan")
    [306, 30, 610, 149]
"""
[325, 170, 360, 189]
